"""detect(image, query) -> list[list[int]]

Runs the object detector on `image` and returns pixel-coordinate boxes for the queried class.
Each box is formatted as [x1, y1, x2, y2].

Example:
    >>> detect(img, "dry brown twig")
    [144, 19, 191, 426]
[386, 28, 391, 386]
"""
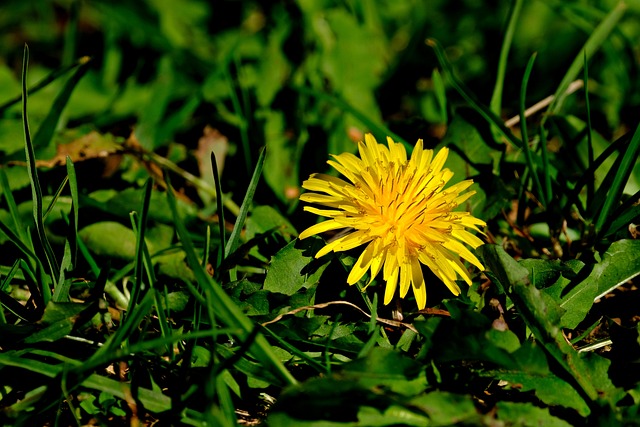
[261, 300, 419, 333]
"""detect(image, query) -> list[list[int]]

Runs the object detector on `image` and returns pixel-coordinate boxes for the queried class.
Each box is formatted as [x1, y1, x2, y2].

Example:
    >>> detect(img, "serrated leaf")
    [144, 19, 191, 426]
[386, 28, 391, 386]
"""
[245, 205, 297, 241]
[264, 237, 330, 296]
[497, 372, 590, 416]
[557, 239, 640, 329]
[519, 258, 580, 289]
[342, 347, 427, 397]
[478, 245, 621, 405]
[24, 301, 92, 343]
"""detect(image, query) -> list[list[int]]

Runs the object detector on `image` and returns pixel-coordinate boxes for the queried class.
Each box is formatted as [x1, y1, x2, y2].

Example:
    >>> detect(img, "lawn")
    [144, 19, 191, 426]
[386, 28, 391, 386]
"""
[1, 0, 639, 425]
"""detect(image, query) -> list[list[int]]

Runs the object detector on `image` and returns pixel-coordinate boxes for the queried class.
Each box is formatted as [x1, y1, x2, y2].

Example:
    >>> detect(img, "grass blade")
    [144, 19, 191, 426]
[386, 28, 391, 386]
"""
[583, 51, 595, 205]
[212, 152, 226, 269]
[126, 178, 153, 315]
[490, 0, 524, 116]
[565, 130, 631, 215]
[519, 53, 546, 208]
[594, 122, 640, 235]
[432, 68, 448, 123]
[224, 147, 265, 259]
[0, 56, 90, 114]
[42, 176, 69, 222]
[605, 188, 640, 237]
[538, 118, 552, 206]
[52, 157, 79, 302]
[32, 55, 90, 151]
[22, 44, 59, 299]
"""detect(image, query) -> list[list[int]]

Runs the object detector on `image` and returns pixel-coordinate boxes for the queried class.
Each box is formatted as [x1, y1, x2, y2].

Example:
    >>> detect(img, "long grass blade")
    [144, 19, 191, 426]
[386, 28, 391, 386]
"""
[131, 213, 174, 358]
[583, 51, 595, 205]
[519, 53, 546, 208]
[595, 122, 640, 235]
[22, 44, 59, 298]
[52, 157, 79, 302]
[0, 56, 90, 114]
[432, 68, 448, 124]
[32, 56, 90, 151]
[490, 0, 524, 116]
[126, 178, 153, 316]
[605, 190, 640, 238]
[212, 152, 226, 269]
[566, 130, 631, 213]
[224, 147, 265, 259]
[42, 176, 69, 222]
[538, 118, 552, 206]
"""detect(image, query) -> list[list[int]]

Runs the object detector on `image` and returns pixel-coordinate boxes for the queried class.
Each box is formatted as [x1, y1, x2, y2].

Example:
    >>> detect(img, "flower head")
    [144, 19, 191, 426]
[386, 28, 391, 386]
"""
[298, 134, 485, 309]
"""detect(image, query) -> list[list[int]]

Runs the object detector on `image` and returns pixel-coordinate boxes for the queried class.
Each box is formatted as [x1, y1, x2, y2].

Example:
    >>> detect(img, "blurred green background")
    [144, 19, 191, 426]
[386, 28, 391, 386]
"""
[1, 0, 637, 211]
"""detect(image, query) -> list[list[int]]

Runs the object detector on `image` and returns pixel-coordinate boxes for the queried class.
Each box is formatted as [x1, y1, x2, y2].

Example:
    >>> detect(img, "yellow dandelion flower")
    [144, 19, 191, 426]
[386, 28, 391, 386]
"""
[298, 134, 485, 309]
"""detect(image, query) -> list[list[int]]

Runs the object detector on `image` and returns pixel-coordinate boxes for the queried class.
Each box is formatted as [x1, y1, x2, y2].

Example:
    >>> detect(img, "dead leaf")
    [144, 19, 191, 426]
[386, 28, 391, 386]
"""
[195, 126, 229, 204]
[35, 131, 123, 168]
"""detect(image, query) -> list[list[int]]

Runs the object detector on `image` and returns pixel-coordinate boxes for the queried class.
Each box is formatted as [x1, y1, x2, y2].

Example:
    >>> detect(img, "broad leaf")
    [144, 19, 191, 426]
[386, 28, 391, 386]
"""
[264, 237, 330, 296]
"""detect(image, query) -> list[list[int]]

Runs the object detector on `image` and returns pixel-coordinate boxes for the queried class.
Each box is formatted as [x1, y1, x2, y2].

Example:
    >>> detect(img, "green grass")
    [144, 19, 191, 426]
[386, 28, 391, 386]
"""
[0, 1, 639, 425]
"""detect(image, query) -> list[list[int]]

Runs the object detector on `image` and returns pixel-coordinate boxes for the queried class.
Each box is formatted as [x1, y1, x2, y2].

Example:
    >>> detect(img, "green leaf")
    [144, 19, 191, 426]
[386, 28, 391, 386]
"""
[555, 240, 640, 329]
[495, 402, 572, 427]
[245, 205, 297, 241]
[342, 347, 428, 397]
[438, 112, 500, 217]
[438, 112, 495, 178]
[357, 405, 429, 426]
[409, 392, 479, 426]
[420, 304, 520, 369]
[22, 300, 93, 344]
[478, 245, 620, 405]
[496, 372, 590, 416]
[79, 221, 140, 260]
[264, 237, 331, 296]
[520, 258, 582, 289]
[486, 340, 590, 415]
